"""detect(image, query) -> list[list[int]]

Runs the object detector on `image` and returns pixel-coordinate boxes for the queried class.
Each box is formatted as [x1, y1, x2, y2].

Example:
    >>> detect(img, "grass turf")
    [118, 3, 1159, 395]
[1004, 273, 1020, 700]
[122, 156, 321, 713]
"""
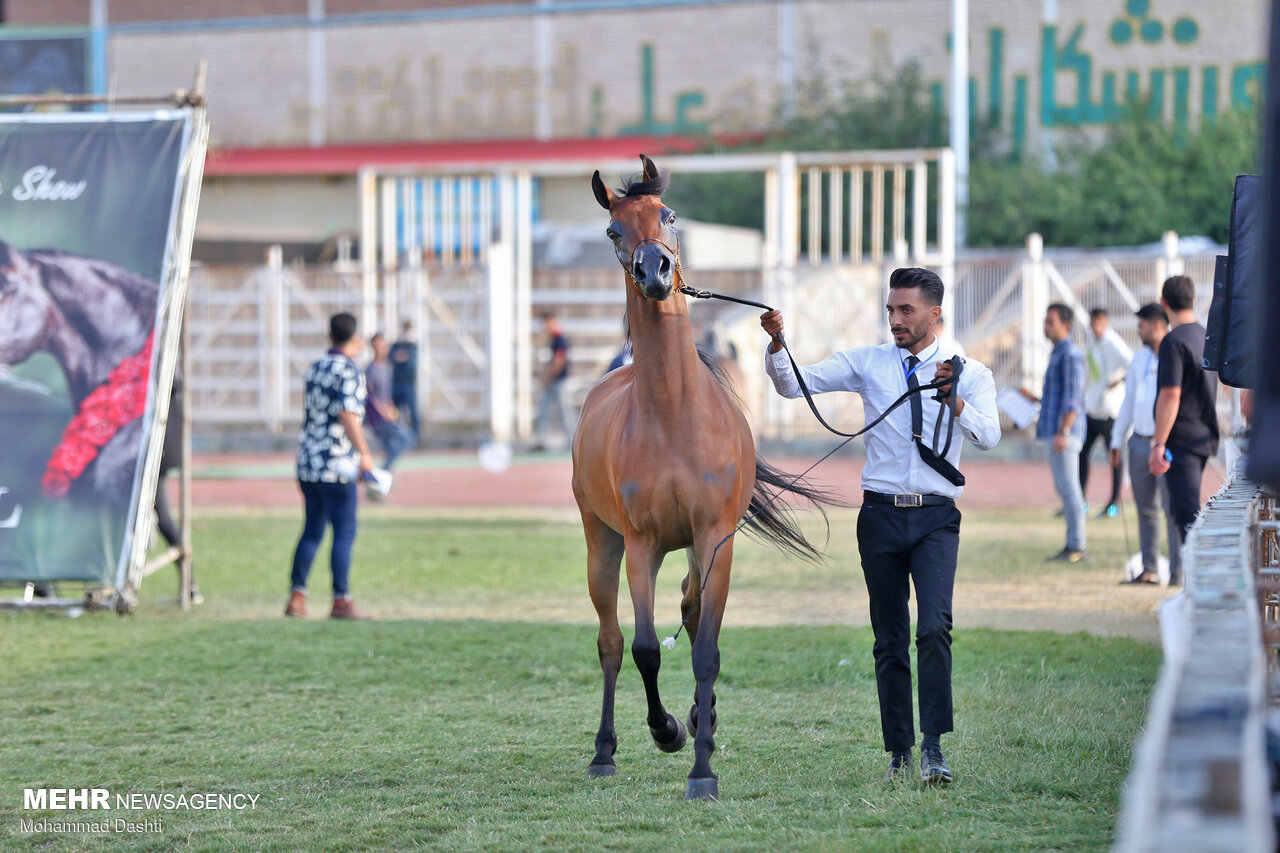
[0, 508, 1161, 851]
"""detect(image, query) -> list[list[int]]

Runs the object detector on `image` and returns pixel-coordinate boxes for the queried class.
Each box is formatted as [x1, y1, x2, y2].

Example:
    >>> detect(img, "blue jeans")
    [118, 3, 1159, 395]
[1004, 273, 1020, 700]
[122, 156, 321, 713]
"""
[290, 480, 358, 598]
[391, 382, 419, 439]
[535, 377, 573, 441]
[1047, 440, 1086, 551]
[371, 419, 413, 470]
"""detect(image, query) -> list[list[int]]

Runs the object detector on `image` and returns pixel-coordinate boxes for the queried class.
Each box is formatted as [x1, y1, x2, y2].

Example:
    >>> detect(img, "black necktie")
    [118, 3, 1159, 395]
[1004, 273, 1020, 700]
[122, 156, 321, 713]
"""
[905, 355, 966, 486]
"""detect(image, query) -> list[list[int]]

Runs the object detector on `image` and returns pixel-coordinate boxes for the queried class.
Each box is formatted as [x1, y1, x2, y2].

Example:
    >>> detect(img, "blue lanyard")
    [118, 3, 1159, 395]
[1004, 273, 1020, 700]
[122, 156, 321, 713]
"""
[903, 340, 940, 380]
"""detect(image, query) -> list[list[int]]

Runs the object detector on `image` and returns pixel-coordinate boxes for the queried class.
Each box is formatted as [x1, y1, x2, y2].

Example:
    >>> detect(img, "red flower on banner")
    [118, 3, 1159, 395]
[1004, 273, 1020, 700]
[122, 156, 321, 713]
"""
[41, 332, 154, 499]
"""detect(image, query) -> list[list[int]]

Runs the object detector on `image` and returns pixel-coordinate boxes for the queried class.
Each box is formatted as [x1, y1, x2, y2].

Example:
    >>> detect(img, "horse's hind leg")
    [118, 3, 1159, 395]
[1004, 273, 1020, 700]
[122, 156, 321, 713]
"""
[584, 512, 626, 777]
[681, 549, 716, 740]
[685, 532, 735, 801]
[626, 540, 687, 755]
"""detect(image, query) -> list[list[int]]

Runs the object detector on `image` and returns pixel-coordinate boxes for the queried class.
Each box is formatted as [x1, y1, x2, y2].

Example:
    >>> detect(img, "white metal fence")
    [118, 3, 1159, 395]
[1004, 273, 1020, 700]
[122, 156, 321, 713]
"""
[186, 231, 1227, 444]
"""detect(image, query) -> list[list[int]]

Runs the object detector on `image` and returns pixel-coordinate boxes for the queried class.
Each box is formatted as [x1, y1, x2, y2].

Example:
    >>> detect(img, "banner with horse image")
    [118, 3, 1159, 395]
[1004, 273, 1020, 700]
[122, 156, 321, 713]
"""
[0, 111, 194, 588]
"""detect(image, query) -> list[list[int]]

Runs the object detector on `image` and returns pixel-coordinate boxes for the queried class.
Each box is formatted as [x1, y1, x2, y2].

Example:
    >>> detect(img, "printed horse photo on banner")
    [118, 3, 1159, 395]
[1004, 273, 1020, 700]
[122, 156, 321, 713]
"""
[0, 239, 158, 502]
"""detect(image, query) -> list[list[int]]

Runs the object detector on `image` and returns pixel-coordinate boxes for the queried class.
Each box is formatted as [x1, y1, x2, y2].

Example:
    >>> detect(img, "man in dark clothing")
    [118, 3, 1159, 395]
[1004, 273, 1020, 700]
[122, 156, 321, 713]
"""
[389, 319, 420, 442]
[1148, 275, 1219, 570]
[533, 312, 572, 449]
[365, 332, 413, 473]
[154, 379, 201, 604]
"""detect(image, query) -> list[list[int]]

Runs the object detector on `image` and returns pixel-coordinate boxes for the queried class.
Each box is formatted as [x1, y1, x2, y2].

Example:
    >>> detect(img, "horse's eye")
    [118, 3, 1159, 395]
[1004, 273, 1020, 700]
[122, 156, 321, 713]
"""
[606, 226, 621, 242]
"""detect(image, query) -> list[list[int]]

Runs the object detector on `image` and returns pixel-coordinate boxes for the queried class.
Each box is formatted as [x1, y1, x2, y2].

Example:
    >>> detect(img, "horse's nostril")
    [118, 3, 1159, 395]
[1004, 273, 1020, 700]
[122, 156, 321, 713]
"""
[632, 263, 646, 282]
[659, 256, 671, 275]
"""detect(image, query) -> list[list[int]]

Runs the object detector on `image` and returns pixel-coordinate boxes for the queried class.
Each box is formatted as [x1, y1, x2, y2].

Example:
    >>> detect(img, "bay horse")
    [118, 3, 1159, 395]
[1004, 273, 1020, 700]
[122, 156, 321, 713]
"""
[0, 241, 158, 499]
[572, 156, 829, 800]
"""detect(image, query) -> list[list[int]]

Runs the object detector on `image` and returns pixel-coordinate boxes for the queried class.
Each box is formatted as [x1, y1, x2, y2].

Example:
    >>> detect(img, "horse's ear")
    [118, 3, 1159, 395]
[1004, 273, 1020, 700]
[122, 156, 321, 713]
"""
[640, 154, 660, 182]
[591, 170, 614, 211]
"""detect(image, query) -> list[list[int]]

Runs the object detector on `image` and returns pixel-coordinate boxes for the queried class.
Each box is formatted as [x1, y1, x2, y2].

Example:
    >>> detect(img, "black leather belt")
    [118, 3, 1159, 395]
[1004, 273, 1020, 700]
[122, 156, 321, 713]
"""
[863, 490, 955, 508]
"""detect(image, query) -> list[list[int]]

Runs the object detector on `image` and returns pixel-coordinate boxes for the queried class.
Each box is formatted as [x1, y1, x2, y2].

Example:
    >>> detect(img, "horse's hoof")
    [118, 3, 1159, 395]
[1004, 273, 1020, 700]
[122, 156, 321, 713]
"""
[688, 705, 718, 738]
[684, 777, 719, 801]
[588, 762, 617, 777]
[651, 714, 688, 753]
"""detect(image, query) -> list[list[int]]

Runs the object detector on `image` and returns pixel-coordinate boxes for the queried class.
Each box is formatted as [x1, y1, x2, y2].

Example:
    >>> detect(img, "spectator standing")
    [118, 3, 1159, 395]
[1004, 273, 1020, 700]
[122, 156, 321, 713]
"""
[389, 319, 420, 443]
[365, 332, 413, 474]
[1038, 304, 1088, 562]
[533, 311, 572, 450]
[761, 267, 1001, 785]
[1081, 308, 1132, 518]
[1149, 275, 1219, 556]
[1110, 304, 1181, 585]
[154, 376, 201, 605]
[285, 313, 374, 620]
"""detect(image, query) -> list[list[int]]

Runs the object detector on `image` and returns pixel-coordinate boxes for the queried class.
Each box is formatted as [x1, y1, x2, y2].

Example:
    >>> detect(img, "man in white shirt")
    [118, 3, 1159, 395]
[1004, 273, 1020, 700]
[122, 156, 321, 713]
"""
[759, 267, 1000, 785]
[1081, 308, 1133, 518]
[1110, 303, 1180, 585]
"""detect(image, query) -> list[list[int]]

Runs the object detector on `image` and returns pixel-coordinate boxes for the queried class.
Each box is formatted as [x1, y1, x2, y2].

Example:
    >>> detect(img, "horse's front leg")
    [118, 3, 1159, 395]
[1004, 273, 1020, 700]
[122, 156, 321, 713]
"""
[626, 539, 687, 756]
[685, 532, 735, 801]
[584, 512, 626, 776]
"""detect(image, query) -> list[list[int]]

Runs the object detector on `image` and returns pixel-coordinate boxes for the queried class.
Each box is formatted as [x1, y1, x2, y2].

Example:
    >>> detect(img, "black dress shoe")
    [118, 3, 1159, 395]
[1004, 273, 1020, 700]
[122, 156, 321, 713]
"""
[883, 752, 913, 782]
[920, 745, 953, 784]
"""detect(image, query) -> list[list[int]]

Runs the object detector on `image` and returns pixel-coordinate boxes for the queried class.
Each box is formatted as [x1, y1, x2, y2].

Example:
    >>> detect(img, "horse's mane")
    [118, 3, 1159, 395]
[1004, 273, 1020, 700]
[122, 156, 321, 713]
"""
[618, 169, 669, 199]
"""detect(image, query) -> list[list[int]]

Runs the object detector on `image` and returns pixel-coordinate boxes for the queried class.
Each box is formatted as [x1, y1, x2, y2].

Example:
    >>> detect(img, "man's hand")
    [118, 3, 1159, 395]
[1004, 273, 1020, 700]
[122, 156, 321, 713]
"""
[1051, 434, 1068, 454]
[1148, 443, 1171, 476]
[760, 309, 784, 354]
[932, 360, 965, 415]
[1108, 448, 1122, 469]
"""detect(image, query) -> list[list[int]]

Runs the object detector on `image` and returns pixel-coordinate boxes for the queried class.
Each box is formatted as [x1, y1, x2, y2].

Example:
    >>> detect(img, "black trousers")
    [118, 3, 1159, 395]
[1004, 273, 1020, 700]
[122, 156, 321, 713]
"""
[1080, 415, 1121, 506]
[1164, 450, 1208, 543]
[856, 500, 961, 753]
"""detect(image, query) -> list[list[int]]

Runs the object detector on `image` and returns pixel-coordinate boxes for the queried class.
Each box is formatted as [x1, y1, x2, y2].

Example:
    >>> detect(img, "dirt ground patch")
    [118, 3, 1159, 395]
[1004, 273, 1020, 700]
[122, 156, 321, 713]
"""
[187, 451, 1214, 643]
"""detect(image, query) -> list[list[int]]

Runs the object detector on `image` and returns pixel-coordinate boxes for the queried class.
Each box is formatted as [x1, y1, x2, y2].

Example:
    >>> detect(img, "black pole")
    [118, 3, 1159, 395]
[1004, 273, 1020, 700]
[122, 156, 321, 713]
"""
[1246, 0, 1280, 488]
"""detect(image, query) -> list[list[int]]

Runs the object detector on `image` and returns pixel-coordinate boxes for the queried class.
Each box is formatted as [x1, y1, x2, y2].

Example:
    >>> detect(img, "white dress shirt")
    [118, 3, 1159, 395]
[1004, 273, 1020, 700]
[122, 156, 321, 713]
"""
[1085, 329, 1133, 419]
[764, 336, 1001, 498]
[1110, 345, 1159, 449]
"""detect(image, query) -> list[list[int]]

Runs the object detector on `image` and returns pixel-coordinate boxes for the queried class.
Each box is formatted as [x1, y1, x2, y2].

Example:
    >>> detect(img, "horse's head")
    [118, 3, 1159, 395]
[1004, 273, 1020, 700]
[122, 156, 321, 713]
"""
[0, 242, 55, 366]
[592, 155, 680, 301]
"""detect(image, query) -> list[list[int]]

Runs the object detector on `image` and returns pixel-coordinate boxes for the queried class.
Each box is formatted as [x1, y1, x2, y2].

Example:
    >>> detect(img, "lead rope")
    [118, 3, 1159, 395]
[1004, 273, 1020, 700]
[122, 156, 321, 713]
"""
[662, 287, 963, 649]
[622, 249, 963, 648]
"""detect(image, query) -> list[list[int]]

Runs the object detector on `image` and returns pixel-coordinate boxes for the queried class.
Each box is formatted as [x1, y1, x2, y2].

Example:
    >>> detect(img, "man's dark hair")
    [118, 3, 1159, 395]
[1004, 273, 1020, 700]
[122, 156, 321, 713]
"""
[1089, 307, 1108, 321]
[1047, 303, 1073, 327]
[1162, 275, 1195, 311]
[330, 312, 358, 346]
[888, 267, 944, 306]
[1135, 302, 1169, 325]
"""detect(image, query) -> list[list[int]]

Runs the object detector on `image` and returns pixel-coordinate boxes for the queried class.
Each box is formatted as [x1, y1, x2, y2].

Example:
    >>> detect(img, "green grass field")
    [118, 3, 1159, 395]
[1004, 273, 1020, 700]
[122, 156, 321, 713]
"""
[0, 507, 1164, 852]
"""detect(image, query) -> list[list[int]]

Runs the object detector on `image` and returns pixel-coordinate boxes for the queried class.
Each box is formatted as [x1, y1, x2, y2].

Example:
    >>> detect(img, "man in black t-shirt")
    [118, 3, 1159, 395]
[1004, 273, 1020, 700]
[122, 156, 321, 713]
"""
[1148, 276, 1218, 577]
[533, 312, 573, 450]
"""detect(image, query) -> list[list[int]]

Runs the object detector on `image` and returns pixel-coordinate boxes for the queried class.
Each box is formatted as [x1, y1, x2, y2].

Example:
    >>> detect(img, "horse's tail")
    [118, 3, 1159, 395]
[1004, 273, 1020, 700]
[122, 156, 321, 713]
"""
[743, 457, 835, 562]
[696, 348, 839, 562]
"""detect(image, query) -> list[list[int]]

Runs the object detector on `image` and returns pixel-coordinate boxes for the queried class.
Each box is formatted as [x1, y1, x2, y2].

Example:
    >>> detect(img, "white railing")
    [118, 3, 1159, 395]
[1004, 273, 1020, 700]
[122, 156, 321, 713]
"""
[185, 231, 1226, 442]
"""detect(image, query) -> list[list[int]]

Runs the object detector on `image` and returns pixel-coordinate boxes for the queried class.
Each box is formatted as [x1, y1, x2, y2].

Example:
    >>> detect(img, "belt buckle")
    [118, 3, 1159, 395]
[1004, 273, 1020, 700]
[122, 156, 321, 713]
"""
[894, 493, 923, 508]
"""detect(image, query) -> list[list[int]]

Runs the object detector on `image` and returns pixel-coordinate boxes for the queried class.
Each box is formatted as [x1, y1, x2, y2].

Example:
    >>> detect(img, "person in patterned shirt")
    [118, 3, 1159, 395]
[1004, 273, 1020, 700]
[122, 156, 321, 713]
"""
[285, 313, 376, 620]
